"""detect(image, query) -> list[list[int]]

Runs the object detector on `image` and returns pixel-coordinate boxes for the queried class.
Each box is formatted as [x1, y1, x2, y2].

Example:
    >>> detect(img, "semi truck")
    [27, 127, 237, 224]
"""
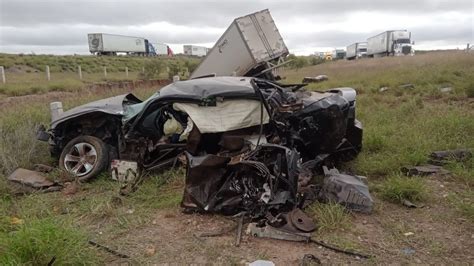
[88, 33, 158, 56]
[367, 30, 414, 57]
[190, 9, 289, 80]
[183, 45, 209, 57]
[332, 49, 346, 60]
[346, 42, 367, 60]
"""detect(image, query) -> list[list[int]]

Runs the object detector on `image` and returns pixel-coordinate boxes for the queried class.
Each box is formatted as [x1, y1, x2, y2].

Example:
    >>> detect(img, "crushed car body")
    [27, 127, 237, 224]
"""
[38, 77, 363, 183]
[36, 75, 367, 223]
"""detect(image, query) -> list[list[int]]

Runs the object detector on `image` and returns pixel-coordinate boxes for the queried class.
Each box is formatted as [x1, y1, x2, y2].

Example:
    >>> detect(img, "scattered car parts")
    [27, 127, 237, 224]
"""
[319, 166, 373, 213]
[7, 168, 62, 194]
[302, 75, 328, 83]
[429, 149, 472, 165]
[401, 165, 450, 176]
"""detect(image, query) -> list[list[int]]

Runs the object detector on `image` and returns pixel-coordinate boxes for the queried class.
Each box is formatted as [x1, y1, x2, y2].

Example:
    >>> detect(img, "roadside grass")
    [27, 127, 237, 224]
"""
[0, 105, 51, 174]
[283, 52, 474, 180]
[0, 53, 200, 96]
[129, 168, 185, 210]
[353, 94, 474, 181]
[376, 175, 428, 204]
[0, 78, 85, 96]
[0, 51, 472, 263]
[283, 51, 474, 98]
[0, 218, 100, 265]
[0, 168, 185, 264]
[0, 53, 200, 74]
[309, 203, 351, 233]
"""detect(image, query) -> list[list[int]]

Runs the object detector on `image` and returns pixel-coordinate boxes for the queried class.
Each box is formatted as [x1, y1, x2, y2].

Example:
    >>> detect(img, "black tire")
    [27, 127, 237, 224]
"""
[59, 135, 109, 182]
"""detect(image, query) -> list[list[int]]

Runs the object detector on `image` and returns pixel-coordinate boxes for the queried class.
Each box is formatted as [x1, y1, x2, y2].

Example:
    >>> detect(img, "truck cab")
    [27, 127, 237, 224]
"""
[357, 43, 367, 58]
[392, 31, 415, 56]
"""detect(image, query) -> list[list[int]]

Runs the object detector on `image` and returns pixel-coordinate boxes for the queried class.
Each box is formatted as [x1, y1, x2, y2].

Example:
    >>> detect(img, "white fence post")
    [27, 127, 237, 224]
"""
[46, 65, 50, 81]
[103, 66, 107, 78]
[78, 65, 83, 80]
[0, 66, 5, 84]
[125, 67, 129, 78]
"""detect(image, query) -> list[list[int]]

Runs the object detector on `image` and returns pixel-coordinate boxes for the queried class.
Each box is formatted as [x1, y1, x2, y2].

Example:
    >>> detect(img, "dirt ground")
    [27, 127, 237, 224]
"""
[90, 175, 473, 265]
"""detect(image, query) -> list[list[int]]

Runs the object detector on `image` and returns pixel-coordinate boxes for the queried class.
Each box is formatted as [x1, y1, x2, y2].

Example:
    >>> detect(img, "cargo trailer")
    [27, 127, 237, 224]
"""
[367, 30, 414, 57]
[154, 43, 172, 56]
[190, 9, 289, 80]
[183, 45, 208, 57]
[346, 42, 367, 60]
[88, 33, 156, 56]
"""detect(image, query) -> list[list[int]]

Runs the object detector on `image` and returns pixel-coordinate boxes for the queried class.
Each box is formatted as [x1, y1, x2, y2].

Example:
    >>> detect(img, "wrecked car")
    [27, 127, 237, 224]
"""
[36, 76, 367, 223]
[37, 77, 363, 183]
[37, 77, 362, 180]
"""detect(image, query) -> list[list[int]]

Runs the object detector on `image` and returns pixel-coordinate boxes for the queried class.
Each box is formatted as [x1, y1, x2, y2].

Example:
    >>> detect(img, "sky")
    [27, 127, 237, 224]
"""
[0, 0, 473, 55]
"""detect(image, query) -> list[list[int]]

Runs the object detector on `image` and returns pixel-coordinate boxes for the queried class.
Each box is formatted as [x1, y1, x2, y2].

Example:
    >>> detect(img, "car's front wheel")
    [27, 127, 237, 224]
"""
[59, 135, 109, 181]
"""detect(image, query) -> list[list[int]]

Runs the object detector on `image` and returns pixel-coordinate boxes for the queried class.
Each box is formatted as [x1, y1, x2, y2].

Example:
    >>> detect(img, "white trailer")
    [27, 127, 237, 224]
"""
[88, 33, 150, 55]
[346, 42, 367, 60]
[183, 45, 208, 57]
[367, 30, 414, 57]
[190, 9, 289, 80]
[153, 43, 170, 56]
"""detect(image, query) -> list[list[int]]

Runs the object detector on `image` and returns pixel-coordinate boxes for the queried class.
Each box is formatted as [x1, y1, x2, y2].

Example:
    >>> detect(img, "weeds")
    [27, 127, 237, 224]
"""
[129, 168, 185, 209]
[0, 113, 51, 175]
[378, 175, 428, 204]
[140, 60, 166, 80]
[0, 218, 99, 265]
[448, 191, 474, 222]
[466, 81, 474, 98]
[309, 203, 350, 232]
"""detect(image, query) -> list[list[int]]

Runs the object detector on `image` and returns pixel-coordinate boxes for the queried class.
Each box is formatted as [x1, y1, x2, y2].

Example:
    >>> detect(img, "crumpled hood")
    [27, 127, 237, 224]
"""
[51, 93, 141, 129]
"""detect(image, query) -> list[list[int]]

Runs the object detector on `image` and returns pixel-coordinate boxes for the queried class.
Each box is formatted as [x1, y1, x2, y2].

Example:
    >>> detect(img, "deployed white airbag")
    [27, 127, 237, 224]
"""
[173, 100, 269, 133]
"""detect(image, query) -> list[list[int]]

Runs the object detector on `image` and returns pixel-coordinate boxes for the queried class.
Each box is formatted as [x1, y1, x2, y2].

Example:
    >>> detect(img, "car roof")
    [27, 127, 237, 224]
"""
[158, 76, 257, 100]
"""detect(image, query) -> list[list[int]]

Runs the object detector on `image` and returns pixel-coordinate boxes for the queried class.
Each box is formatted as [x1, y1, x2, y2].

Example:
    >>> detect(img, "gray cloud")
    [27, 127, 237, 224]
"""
[0, 0, 472, 54]
[2, 0, 472, 27]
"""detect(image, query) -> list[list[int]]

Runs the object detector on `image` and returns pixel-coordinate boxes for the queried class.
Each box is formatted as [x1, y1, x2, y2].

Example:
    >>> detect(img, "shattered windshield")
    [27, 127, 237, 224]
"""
[122, 91, 160, 123]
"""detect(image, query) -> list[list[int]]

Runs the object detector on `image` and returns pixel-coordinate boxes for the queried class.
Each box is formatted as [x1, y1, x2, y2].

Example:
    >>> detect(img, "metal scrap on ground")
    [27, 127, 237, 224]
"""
[302, 75, 329, 83]
[401, 149, 472, 177]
